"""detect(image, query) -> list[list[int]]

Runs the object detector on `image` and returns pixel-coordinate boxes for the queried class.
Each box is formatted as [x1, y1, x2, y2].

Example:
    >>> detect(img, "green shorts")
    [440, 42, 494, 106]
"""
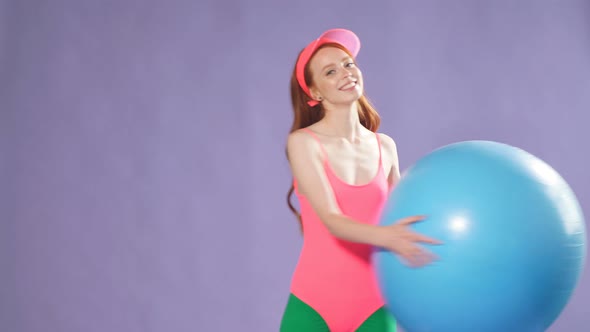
[280, 293, 397, 332]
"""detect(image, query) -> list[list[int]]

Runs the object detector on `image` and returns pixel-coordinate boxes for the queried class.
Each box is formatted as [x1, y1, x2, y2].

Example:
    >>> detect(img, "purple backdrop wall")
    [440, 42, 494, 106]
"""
[2, 0, 589, 331]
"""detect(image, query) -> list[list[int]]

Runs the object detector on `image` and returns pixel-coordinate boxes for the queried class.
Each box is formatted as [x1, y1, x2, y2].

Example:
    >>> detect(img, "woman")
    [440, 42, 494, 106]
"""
[281, 28, 441, 332]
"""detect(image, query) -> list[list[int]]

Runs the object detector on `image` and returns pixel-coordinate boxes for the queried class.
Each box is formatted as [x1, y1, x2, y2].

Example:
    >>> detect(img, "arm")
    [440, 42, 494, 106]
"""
[286, 130, 384, 246]
[287, 130, 440, 266]
[377, 133, 443, 266]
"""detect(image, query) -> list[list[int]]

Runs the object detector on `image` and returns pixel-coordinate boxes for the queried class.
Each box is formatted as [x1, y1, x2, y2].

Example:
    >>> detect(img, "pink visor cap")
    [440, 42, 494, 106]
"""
[296, 28, 361, 107]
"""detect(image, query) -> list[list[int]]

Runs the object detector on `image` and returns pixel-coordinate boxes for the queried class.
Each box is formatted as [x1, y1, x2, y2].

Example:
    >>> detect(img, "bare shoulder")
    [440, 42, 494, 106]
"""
[377, 132, 398, 156]
[287, 129, 312, 144]
[287, 129, 320, 159]
[377, 132, 401, 182]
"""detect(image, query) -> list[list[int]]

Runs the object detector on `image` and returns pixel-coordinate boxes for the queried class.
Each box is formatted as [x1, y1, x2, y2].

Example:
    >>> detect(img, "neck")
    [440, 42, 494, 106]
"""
[318, 102, 365, 141]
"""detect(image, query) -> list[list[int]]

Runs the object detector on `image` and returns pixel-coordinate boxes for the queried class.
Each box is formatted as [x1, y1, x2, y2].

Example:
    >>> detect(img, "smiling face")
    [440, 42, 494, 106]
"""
[307, 46, 364, 106]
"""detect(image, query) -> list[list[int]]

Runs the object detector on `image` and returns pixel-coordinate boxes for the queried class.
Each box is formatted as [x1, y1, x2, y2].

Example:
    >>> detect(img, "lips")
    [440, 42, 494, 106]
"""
[339, 80, 358, 90]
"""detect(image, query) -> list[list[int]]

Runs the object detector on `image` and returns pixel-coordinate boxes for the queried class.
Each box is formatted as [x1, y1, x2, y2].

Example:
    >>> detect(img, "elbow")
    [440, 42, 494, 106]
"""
[320, 212, 342, 236]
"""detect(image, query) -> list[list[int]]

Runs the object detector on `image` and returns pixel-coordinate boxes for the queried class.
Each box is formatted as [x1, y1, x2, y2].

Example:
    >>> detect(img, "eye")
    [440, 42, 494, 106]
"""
[345, 62, 355, 68]
[326, 69, 336, 76]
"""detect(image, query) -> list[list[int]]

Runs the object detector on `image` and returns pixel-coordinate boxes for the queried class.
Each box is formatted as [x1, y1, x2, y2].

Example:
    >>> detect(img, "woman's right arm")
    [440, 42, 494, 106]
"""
[287, 131, 441, 267]
[287, 131, 387, 246]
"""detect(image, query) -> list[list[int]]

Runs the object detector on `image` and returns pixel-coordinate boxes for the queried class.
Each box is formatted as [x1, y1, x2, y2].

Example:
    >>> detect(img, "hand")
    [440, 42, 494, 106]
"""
[378, 215, 442, 268]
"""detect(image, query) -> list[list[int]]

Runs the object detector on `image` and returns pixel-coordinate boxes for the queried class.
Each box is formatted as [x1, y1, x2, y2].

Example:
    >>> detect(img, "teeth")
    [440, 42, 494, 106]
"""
[341, 82, 356, 89]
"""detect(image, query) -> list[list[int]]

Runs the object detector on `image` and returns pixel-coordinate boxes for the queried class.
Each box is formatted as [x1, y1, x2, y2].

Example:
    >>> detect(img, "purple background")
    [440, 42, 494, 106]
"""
[2, 0, 589, 331]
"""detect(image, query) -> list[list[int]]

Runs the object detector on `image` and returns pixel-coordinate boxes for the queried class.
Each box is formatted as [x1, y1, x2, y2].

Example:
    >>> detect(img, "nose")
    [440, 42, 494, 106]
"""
[342, 68, 353, 78]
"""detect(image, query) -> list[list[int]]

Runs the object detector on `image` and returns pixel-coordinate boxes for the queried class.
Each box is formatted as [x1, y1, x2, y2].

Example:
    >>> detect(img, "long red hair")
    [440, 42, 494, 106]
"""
[285, 43, 381, 229]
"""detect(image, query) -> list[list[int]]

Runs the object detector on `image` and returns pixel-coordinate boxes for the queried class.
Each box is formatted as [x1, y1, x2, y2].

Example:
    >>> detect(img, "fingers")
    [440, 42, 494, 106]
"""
[397, 215, 427, 226]
[412, 233, 443, 245]
[400, 254, 431, 268]
[394, 215, 444, 245]
[401, 247, 438, 268]
[392, 240, 439, 267]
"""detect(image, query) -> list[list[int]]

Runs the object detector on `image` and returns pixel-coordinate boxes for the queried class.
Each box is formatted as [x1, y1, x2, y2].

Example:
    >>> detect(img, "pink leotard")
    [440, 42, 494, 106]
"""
[291, 128, 390, 332]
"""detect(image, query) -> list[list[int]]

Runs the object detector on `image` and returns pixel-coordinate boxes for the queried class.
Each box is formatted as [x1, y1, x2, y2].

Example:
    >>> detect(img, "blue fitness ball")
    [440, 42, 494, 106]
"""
[374, 140, 586, 332]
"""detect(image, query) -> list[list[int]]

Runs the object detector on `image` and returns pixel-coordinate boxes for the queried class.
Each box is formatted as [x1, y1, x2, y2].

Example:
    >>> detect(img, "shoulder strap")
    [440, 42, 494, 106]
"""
[301, 128, 328, 160]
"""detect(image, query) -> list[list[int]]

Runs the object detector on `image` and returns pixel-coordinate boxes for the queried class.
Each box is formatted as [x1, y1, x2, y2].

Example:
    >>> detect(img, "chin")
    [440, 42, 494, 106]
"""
[333, 89, 364, 105]
[351, 88, 364, 100]
[335, 97, 362, 106]
[346, 92, 363, 103]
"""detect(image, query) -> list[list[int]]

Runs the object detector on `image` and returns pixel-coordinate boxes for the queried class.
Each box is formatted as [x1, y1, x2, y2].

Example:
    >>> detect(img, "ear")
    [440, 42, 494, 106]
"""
[309, 86, 322, 102]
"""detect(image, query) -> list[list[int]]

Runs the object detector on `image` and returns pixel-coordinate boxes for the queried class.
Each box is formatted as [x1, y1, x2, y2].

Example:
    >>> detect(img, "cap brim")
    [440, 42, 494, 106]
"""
[317, 28, 361, 57]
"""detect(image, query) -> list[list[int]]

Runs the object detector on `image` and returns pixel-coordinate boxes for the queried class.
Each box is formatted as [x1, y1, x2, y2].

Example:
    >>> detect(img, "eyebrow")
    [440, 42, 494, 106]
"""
[321, 56, 353, 72]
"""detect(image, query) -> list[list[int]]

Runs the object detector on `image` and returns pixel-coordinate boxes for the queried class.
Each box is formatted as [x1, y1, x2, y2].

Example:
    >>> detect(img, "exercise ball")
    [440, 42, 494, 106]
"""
[374, 140, 586, 332]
